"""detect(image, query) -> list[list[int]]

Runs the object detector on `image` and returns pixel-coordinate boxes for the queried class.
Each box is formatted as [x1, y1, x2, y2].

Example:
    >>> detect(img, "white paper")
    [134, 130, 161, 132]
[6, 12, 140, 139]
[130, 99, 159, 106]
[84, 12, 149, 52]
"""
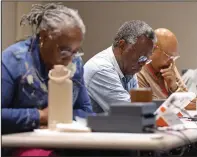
[159, 110, 183, 126]
[155, 92, 196, 116]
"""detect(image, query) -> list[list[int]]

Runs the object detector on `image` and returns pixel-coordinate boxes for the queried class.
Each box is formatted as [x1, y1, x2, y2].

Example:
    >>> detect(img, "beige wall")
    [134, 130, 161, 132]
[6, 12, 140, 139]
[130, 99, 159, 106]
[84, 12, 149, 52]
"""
[2, 2, 44, 50]
[2, 2, 197, 71]
[2, 2, 16, 50]
[60, 2, 197, 71]
[16, 2, 45, 41]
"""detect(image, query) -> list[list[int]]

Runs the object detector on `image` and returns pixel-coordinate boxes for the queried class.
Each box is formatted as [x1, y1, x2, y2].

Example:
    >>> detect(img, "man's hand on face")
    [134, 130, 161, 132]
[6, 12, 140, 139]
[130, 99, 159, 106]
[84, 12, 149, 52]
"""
[160, 61, 178, 92]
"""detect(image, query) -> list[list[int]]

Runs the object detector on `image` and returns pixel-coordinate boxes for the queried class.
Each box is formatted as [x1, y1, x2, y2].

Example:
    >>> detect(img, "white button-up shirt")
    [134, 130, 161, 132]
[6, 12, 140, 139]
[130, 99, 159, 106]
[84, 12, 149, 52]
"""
[84, 46, 138, 113]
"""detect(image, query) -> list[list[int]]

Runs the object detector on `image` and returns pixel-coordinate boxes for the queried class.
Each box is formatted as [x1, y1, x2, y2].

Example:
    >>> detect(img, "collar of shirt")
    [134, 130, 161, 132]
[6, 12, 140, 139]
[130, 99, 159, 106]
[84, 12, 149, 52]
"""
[25, 35, 49, 82]
[146, 63, 163, 81]
[109, 46, 124, 79]
[145, 63, 169, 96]
[108, 46, 133, 83]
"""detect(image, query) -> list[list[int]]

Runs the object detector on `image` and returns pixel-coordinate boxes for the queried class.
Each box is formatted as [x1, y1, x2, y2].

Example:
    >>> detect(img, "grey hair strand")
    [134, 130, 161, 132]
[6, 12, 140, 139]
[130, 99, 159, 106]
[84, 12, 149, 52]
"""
[20, 3, 86, 37]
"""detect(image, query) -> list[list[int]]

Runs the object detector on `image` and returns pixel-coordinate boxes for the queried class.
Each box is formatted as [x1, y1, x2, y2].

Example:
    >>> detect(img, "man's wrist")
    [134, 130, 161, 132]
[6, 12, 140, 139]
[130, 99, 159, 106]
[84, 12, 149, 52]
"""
[169, 82, 178, 92]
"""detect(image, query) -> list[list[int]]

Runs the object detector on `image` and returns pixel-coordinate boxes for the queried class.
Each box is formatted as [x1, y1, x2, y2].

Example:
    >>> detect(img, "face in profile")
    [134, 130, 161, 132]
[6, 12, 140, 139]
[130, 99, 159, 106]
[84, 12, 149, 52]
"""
[121, 35, 154, 75]
[39, 26, 83, 69]
[152, 44, 179, 70]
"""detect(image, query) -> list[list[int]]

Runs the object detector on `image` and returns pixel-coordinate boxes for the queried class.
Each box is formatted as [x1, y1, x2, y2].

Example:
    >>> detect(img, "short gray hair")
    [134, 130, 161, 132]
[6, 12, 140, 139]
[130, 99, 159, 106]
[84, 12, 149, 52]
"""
[113, 20, 157, 47]
[20, 3, 86, 37]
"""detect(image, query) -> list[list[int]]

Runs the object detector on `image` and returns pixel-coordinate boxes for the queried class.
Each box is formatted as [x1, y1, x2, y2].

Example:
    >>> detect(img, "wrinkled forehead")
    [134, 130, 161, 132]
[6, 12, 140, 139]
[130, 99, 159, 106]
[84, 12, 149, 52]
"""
[51, 26, 83, 49]
[52, 26, 83, 41]
[156, 34, 179, 57]
[157, 39, 179, 57]
[135, 35, 154, 55]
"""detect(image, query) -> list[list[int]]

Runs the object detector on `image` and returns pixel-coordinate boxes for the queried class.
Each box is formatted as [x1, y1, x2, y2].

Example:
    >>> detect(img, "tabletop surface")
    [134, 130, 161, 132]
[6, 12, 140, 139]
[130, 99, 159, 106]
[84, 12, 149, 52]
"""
[2, 127, 197, 150]
[2, 111, 197, 151]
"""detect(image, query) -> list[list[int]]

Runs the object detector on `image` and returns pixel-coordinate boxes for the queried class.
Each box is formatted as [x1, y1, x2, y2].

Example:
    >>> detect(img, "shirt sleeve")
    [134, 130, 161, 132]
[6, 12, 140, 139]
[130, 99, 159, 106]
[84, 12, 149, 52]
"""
[73, 58, 95, 118]
[88, 68, 131, 112]
[73, 71, 95, 118]
[133, 74, 139, 88]
[2, 61, 40, 134]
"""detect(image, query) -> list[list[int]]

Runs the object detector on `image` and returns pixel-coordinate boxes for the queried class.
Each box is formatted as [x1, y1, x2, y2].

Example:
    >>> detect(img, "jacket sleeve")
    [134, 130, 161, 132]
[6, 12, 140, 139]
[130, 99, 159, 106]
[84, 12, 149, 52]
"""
[73, 57, 95, 118]
[2, 60, 40, 134]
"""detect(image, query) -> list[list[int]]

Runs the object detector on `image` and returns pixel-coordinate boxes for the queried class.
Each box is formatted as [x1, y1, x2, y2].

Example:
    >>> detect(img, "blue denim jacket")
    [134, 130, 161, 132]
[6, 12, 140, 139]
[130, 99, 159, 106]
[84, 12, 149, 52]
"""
[2, 36, 93, 134]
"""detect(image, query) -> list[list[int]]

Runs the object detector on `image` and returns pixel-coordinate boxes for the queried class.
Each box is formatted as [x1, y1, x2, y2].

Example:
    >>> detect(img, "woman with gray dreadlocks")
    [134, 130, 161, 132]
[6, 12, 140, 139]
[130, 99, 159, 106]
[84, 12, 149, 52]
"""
[2, 3, 94, 156]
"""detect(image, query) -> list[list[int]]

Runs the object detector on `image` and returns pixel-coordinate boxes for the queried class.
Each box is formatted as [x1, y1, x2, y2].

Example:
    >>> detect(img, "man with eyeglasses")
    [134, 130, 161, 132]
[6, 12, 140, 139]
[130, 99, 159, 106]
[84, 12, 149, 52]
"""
[84, 20, 157, 113]
[137, 28, 188, 99]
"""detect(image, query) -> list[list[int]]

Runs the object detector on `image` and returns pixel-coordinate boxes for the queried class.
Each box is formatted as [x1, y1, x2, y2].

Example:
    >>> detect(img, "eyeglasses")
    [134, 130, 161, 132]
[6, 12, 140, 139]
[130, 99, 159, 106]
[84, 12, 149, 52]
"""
[155, 45, 180, 61]
[138, 56, 152, 64]
[163, 50, 180, 61]
[57, 45, 84, 58]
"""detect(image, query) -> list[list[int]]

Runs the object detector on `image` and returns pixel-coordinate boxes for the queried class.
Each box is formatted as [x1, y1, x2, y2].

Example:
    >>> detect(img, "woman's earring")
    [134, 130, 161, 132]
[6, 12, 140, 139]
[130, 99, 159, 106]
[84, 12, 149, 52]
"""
[40, 42, 43, 48]
[39, 37, 43, 48]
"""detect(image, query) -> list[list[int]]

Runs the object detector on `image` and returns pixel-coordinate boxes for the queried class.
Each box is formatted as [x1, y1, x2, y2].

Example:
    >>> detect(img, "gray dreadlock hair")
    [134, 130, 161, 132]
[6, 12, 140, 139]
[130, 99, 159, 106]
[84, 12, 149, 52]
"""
[113, 20, 157, 47]
[20, 3, 86, 38]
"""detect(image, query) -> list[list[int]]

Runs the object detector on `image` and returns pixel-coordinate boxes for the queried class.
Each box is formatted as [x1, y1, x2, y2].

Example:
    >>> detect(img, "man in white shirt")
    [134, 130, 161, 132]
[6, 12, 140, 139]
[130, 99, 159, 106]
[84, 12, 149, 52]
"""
[84, 20, 157, 113]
